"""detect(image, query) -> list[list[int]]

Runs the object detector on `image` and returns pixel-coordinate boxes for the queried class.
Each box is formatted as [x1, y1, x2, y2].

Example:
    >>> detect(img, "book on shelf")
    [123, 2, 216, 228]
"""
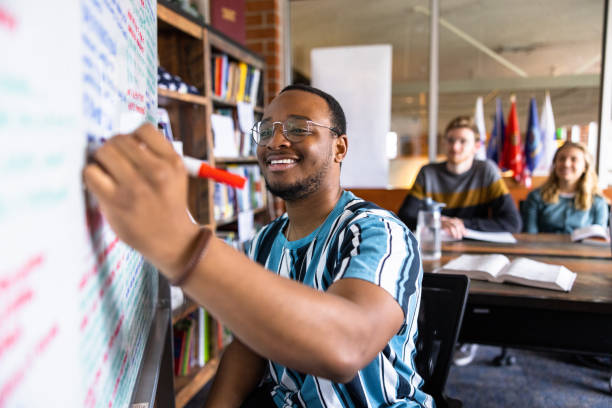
[210, 55, 261, 105]
[435, 254, 577, 292]
[214, 164, 267, 223]
[570, 224, 610, 243]
[173, 308, 212, 377]
[211, 113, 239, 157]
[210, 0, 246, 45]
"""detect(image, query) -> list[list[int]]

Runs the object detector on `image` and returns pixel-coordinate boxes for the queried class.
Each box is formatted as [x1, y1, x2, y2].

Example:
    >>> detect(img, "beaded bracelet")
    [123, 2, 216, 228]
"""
[169, 227, 212, 286]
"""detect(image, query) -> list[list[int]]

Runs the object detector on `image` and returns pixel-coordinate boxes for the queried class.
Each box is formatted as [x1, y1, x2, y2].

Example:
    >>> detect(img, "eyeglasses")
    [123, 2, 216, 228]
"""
[250, 117, 339, 146]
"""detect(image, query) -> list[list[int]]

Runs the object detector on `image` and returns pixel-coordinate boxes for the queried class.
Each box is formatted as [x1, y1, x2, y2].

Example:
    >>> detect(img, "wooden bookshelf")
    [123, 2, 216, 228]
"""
[158, 88, 210, 106]
[215, 156, 258, 164]
[156, 1, 269, 406]
[174, 356, 220, 408]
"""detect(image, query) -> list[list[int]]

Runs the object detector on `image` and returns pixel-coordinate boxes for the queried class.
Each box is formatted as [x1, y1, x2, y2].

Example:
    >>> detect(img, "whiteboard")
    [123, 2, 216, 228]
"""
[311, 45, 392, 188]
[0, 1, 159, 407]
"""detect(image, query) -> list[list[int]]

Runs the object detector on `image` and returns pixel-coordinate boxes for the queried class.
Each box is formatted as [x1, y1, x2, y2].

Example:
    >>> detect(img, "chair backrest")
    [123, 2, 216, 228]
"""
[415, 273, 470, 407]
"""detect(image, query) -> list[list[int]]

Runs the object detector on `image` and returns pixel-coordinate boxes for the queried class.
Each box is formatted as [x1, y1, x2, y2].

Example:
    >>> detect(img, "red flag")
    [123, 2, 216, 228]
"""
[502, 95, 524, 181]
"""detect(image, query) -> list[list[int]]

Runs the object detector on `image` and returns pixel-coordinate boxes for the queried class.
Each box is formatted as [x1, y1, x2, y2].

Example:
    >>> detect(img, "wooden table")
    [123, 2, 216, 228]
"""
[423, 234, 612, 355]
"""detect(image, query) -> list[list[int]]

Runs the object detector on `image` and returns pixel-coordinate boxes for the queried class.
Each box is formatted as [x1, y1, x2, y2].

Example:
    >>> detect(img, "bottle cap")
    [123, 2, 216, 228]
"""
[423, 197, 446, 212]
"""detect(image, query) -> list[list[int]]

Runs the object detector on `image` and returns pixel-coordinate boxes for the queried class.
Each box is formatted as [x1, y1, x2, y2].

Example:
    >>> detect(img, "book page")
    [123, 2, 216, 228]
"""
[571, 224, 610, 242]
[501, 257, 577, 291]
[441, 228, 517, 243]
[437, 254, 510, 280]
[463, 229, 518, 244]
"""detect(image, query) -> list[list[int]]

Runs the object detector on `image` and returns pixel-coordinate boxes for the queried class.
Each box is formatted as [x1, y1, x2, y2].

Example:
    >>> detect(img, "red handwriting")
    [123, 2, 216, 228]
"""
[108, 315, 124, 350]
[109, 353, 128, 407]
[126, 89, 144, 102]
[127, 11, 144, 53]
[97, 237, 119, 266]
[0, 254, 44, 293]
[0, 288, 34, 328]
[127, 102, 144, 114]
[78, 263, 98, 291]
[83, 367, 103, 408]
[0, 326, 22, 361]
[0, 324, 59, 407]
[0, 7, 17, 31]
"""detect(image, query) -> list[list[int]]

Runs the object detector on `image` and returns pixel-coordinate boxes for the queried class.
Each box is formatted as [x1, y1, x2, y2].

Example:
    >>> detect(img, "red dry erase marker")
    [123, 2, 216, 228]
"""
[118, 113, 247, 189]
[182, 156, 247, 189]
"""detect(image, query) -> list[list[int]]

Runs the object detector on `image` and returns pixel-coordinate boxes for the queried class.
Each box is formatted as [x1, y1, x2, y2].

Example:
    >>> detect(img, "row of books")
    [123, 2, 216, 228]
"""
[173, 308, 233, 377]
[211, 108, 256, 158]
[213, 164, 267, 222]
[212, 54, 261, 105]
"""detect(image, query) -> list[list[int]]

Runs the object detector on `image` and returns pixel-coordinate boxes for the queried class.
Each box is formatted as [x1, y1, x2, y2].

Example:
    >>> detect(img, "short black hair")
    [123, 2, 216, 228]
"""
[280, 84, 346, 136]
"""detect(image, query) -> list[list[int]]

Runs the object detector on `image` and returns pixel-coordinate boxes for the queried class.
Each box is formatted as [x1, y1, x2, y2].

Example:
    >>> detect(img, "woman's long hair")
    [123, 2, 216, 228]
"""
[540, 141, 603, 210]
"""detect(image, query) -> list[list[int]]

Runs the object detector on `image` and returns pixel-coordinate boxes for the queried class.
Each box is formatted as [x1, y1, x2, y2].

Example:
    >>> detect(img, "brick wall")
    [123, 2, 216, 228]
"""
[245, 0, 286, 103]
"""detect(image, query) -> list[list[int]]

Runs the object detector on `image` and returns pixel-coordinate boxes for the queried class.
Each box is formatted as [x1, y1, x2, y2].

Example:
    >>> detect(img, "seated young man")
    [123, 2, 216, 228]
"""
[84, 84, 433, 407]
[398, 116, 521, 366]
[398, 116, 522, 240]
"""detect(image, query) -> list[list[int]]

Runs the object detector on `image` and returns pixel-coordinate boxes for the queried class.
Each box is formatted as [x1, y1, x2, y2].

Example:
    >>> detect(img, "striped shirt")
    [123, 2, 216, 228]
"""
[245, 190, 433, 408]
[398, 160, 522, 232]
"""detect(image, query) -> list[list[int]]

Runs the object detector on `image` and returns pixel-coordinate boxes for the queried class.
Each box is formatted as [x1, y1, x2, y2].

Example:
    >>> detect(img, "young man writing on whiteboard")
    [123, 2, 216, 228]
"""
[84, 84, 432, 407]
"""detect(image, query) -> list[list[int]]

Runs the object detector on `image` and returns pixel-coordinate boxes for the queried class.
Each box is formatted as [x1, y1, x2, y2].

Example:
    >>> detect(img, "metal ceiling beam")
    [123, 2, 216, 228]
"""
[414, 5, 529, 78]
[392, 74, 600, 96]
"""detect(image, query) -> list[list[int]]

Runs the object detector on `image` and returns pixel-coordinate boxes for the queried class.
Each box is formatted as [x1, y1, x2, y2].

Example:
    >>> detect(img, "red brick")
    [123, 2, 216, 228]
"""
[247, 42, 264, 53]
[266, 41, 281, 54]
[265, 54, 279, 65]
[268, 68, 281, 80]
[246, 0, 275, 12]
[245, 14, 263, 25]
[266, 12, 280, 25]
[246, 27, 278, 40]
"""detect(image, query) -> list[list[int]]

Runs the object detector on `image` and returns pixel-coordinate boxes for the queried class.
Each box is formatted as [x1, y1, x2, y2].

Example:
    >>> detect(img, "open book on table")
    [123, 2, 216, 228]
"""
[435, 254, 577, 292]
[570, 225, 610, 243]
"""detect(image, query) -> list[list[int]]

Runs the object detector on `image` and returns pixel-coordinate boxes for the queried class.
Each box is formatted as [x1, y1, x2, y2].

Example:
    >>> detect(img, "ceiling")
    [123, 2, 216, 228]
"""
[289, 0, 605, 142]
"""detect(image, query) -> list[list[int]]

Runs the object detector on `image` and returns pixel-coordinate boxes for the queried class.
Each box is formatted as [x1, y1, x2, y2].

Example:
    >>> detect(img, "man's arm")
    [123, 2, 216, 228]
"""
[522, 190, 540, 233]
[397, 193, 421, 230]
[462, 193, 522, 232]
[83, 124, 404, 382]
[397, 170, 427, 230]
[205, 339, 266, 408]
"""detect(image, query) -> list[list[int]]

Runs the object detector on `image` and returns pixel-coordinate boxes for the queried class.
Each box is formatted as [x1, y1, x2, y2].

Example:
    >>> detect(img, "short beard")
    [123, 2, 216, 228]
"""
[265, 159, 331, 202]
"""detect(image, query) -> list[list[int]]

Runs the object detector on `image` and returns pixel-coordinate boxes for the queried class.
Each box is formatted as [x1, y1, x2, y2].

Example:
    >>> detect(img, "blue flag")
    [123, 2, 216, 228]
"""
[524, 97, 542, 172]
[487, 98, 505, 166]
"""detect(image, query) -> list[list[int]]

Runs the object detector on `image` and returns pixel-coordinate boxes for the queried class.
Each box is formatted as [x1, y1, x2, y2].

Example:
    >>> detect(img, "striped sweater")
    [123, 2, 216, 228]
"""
[245, 190, 433, 408]
[398, 160, 522, 232]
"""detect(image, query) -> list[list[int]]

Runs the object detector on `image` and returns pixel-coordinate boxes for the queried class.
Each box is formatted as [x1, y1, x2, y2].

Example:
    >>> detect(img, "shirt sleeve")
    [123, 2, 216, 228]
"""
[592, 195, 610, 227]
[461, 162, 522, 232]
[333, 215, 422, 319]
[397, 169, 427, 231]
[523, 190, 541, 233]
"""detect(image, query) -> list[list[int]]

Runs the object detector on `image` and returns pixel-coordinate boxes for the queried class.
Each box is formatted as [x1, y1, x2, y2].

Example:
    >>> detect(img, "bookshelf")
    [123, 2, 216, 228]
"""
[156, 2, 268, 406]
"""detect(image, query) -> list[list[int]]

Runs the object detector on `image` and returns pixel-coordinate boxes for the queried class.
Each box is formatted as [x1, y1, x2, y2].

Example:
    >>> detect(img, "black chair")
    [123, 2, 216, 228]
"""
[415, 273, 470, 408]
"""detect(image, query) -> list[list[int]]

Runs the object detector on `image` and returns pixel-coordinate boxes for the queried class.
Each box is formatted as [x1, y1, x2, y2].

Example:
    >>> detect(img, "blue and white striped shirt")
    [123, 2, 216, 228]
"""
[246, 190, 433, 408]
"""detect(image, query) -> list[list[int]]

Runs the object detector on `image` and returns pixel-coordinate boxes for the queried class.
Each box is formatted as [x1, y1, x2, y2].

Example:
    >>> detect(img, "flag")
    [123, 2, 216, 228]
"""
[486, 98, 505, 166]
[474, 97, 487, 160]
[503, 95, 523, 181]
[535, 92, 556, 174]
[524, 97, 542, 173]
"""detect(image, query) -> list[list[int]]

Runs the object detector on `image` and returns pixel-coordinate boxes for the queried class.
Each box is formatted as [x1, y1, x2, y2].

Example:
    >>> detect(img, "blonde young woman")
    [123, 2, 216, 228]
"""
[523, 141, 609, 233]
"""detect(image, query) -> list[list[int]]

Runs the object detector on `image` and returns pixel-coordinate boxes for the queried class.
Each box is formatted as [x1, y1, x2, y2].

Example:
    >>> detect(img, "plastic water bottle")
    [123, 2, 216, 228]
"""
[416, 197, 445, 260]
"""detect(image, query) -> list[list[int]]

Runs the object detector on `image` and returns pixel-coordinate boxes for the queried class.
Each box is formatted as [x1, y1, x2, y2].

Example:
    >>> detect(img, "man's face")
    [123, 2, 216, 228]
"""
[444, 127, 478, 165]
[255, 90, 344, 201]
